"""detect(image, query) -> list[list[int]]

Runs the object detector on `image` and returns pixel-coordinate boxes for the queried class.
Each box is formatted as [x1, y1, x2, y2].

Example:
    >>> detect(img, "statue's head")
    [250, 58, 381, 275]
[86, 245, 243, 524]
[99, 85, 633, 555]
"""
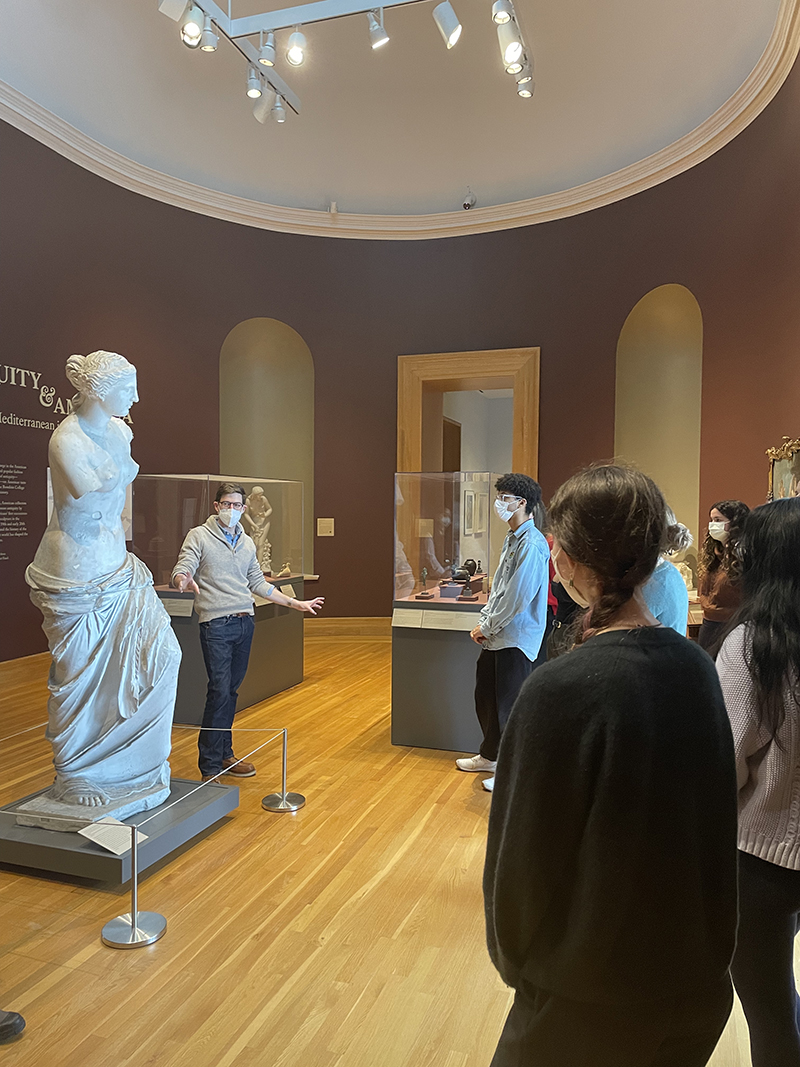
[66, 351, 137, 414]
[250, 486, 265, 497]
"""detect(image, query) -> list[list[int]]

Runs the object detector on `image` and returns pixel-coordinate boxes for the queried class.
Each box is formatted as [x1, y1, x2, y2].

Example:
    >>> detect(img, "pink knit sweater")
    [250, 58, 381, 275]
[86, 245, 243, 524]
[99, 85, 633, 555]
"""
[717, 624, 800, 870]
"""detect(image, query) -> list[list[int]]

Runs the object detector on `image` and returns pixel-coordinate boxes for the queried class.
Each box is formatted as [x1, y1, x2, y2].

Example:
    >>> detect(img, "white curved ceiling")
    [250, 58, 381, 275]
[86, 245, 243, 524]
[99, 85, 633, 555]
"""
[0, 0, 784, 218]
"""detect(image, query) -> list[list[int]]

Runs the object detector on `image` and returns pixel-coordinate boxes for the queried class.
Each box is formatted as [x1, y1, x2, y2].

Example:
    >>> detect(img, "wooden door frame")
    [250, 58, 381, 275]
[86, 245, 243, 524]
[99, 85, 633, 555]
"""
[397, 348, 540, 474]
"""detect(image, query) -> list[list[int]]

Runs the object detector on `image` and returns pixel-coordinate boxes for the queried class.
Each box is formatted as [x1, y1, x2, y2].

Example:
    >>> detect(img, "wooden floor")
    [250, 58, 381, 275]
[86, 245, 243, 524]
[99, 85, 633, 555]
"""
[0, 638, 756, 1066]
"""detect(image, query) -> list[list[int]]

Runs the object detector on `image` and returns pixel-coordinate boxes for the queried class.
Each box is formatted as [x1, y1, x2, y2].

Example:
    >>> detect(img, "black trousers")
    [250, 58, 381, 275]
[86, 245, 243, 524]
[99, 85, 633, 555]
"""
[475, 647, 535, 762]
[491, 977, 733, 1067]
[731, 850, 800, 1067]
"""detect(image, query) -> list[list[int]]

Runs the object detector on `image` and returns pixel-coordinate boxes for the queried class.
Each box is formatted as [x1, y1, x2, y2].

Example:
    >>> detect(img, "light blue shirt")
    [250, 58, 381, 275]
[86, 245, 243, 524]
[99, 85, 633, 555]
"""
[479, 517, 551, 661]
[218, 518, 242, 548]
[642, 557, 689, 635]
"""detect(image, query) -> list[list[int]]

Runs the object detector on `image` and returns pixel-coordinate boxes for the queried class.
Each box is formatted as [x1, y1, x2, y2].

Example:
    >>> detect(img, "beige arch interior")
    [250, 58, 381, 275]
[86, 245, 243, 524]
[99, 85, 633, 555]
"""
[614, 284, 703, 551]
[220, 318, 314, 571]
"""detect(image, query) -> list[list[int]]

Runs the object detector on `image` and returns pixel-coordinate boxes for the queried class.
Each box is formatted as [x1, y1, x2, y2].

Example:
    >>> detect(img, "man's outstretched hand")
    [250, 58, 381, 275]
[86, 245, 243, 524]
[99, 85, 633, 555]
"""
[174, 572, 200, 595]
[296, 597, 325, 615]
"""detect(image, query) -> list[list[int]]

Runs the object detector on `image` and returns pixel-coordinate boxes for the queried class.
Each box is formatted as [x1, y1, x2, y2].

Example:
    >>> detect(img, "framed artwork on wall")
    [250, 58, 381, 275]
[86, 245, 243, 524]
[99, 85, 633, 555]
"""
[464, 490, 475, 535]
[767, 437, 800, 500]
[474, 493, 489, 535]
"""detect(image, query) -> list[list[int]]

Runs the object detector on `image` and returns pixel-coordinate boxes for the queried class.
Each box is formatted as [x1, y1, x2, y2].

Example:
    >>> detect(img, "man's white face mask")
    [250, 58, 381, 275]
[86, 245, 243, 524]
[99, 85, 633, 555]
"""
[218, 506, 241, 528]
[494, 497, 521, 523]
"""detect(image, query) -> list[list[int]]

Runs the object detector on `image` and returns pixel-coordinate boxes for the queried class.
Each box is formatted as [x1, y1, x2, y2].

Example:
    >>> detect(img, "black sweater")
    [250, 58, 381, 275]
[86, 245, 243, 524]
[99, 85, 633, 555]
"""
[484, 627, 738, 1005]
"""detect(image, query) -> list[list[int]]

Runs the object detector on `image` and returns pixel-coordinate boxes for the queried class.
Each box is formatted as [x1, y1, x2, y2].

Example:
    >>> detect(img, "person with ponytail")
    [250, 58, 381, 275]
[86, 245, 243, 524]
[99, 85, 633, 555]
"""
[483, 465, 738, 1067]
[716, 499, 800, 1067]
[697, 499, 750, 650]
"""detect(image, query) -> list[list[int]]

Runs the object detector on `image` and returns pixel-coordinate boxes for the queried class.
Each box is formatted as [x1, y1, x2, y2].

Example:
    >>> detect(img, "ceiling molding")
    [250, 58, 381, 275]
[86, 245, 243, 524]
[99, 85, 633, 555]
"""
[1, 0, 798, 241]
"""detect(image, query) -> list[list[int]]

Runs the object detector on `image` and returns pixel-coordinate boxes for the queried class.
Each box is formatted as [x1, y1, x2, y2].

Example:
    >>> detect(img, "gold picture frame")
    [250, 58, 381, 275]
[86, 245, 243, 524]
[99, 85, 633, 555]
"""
[766, 437, 800, 501]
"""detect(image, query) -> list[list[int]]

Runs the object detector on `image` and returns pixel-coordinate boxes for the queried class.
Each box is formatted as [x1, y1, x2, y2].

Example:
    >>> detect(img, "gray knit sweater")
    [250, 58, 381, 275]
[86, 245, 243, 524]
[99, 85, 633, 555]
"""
[717, 623, 800, 869]
[172, 516, 275, 624]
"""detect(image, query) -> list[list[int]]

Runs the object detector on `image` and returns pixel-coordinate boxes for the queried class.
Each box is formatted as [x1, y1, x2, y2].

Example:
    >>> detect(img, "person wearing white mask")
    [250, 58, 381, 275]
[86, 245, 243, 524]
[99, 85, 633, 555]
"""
[173, 483, 324, 781]
[697, 499, 749, 651]
[455, 474, 551, 792]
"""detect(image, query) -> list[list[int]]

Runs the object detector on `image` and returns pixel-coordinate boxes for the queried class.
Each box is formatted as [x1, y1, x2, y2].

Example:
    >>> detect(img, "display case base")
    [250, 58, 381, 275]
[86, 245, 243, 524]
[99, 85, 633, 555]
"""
[0, 778, 238, 883]
[391, 625, 483, 752]
[158, 589, 304, 726]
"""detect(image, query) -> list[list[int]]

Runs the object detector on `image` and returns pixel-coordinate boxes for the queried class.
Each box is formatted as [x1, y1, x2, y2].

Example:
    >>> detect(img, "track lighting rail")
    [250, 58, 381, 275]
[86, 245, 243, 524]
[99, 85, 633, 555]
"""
[224, 0, 428, 36]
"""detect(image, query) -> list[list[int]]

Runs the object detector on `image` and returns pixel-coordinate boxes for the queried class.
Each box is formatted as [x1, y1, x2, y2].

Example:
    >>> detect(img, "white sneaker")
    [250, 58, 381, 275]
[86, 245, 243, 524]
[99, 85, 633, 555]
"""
[482, 776, 495, 792]
[455, 754, 497, 772]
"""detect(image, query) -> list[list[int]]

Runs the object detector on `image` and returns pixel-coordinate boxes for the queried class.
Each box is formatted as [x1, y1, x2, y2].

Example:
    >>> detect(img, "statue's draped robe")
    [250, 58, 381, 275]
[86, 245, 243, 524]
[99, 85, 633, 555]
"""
[26, 552, 179, 802]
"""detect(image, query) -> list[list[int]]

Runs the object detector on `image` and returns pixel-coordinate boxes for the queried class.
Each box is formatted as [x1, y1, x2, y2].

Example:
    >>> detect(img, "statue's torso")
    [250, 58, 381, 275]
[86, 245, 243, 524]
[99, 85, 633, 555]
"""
[33, 415, 138, 583]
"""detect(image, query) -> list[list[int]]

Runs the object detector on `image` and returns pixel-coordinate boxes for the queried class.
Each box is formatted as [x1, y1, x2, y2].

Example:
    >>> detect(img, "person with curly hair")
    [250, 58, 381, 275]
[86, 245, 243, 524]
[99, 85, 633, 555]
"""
[697, 499, 750, 651]
[455, 473, 551, 793]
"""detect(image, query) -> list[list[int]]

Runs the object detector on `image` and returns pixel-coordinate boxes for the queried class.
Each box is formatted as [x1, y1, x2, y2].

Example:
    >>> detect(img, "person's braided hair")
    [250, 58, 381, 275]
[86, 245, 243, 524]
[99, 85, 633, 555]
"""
[549, 465, 666, 644]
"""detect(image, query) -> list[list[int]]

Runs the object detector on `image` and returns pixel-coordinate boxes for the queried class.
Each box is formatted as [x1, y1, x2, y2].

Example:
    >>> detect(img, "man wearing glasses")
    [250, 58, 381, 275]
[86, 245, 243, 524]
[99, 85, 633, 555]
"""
[456, 474, 550, 792]
[173, 483, 324, 782]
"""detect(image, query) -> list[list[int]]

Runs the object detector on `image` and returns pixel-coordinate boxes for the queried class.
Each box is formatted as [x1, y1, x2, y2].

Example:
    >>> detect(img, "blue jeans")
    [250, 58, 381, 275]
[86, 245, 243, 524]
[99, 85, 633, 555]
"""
[198, 614, 255, 776]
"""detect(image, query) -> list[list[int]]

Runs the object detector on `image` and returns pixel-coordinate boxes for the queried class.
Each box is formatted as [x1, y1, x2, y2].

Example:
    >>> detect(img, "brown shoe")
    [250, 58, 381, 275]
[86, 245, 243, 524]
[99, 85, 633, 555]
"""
[201, 774, 221, 783]
[222, 757, 256, 778]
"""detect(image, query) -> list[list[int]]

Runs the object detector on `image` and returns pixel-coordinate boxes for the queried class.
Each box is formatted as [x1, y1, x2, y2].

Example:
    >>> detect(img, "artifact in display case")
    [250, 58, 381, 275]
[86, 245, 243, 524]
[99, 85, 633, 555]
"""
[394, 472, 505, 608]
[130, 474, 304, 590]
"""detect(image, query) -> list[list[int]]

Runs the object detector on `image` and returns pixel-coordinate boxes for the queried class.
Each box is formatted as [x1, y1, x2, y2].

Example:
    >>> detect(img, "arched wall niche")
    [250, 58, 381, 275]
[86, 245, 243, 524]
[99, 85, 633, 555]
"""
[614, 284, 703, 552]
[220, 318, 314, 571]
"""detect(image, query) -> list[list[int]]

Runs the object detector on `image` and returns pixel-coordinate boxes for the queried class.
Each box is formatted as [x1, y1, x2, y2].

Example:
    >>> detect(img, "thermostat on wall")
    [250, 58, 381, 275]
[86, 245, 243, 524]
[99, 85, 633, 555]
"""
[317, 518, 335, 537]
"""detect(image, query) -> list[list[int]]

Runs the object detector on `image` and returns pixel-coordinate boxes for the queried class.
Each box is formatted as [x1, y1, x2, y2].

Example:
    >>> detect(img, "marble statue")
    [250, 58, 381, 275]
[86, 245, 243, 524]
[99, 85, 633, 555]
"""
[241, 485, 273, 573]
[19, 352, 180, 831]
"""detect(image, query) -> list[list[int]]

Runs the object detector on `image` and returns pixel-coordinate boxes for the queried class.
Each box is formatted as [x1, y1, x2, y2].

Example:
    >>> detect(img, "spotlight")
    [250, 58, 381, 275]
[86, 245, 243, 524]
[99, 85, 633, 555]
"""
[517, 80, 534, 98]
[491, 0, 513, 24]
[287, 28, 307, 66]
[497, 19, 523, 66]
[272, 94, 286, 123]
[180, 3, 204, 47]
[259, 31, 276, 66]
[432, 1, 462, 49]
[253, 88, 277, 123]
[200, 14, 218, 51]
[246, 68, 263, 98]
[516, 61, 532, 84]
[368, 10, 390, 49]
[505, 59, 523, 75]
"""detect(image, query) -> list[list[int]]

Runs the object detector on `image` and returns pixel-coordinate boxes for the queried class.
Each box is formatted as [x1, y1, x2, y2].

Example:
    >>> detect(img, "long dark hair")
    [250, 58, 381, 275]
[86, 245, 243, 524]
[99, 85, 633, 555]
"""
[730, 499, 800, 744]
[698, 499, 749, 581]
[549, 465, 666, 643]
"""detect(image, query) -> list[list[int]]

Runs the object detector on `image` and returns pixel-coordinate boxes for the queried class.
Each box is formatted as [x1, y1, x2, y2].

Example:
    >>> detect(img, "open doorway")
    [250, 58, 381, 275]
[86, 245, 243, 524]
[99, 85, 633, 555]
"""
[397, 349, 539, 476]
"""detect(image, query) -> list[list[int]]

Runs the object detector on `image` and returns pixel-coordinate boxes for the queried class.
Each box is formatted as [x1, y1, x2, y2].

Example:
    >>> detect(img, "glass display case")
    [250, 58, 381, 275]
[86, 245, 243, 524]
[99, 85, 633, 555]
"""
[394, 472, 506, 608]
[130, 474, 304, 589]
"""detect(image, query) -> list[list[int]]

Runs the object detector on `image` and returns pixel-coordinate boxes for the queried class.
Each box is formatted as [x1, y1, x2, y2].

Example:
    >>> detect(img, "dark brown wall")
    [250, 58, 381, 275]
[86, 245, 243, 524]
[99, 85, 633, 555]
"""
[3, 61, 800, 660]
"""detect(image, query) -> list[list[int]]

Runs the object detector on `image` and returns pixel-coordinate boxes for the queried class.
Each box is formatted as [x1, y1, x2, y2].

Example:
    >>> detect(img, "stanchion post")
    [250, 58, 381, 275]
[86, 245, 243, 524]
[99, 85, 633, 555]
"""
[262, 728, 306, 813]
[101, 824, 168, 949]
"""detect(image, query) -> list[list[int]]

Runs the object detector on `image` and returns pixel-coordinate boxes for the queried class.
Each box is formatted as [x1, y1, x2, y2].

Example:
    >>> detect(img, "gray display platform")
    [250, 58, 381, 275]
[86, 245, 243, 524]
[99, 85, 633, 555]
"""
[0, 778, 239, 883]
[157, 578, 304, 726]
[391, 601, 483, 752]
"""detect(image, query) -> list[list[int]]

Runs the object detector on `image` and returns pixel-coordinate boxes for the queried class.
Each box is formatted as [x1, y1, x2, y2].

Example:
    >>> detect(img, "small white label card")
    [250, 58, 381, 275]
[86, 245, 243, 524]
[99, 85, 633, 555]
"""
[78, 817, 148, 856]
